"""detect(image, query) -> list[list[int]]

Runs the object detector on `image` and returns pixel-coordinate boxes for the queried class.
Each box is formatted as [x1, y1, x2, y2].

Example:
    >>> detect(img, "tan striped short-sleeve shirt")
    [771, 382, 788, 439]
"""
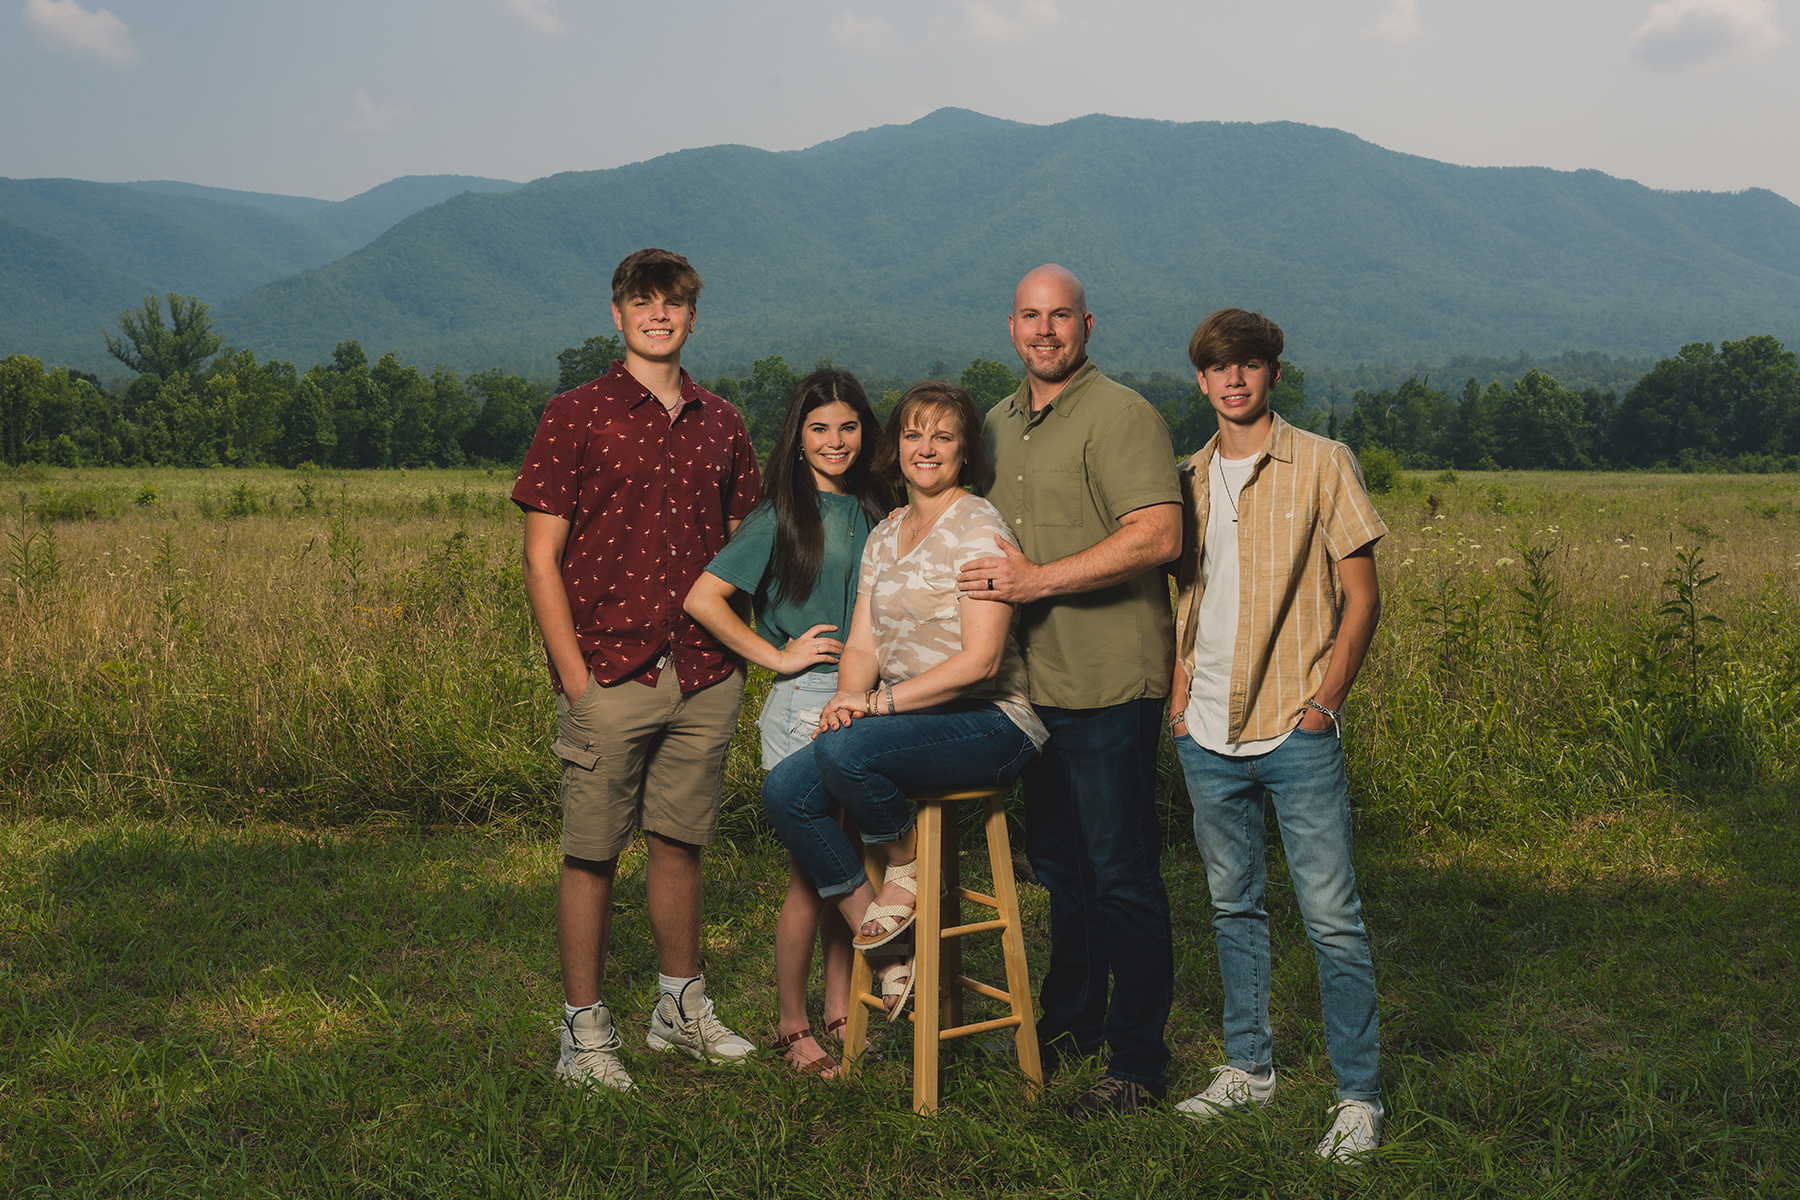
[1172, 413, 1388, 743]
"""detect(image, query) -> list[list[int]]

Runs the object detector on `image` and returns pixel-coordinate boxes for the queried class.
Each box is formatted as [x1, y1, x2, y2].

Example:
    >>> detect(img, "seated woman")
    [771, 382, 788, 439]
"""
[686, 369, 895, 1078]
[761, 381, 1048, 1014]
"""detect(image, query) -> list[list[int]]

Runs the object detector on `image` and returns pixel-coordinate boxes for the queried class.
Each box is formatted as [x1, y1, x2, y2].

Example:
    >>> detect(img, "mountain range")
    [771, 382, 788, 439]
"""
[4, 109, 1797, 382]
[0, 174, 520, 373]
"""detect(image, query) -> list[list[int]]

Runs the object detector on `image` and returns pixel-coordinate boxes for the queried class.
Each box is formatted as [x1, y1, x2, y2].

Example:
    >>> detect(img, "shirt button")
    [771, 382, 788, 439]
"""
[1014, 518, 1022, 525]
[1022, 435, 1030, 441]
[1016, 475, 1023, 481]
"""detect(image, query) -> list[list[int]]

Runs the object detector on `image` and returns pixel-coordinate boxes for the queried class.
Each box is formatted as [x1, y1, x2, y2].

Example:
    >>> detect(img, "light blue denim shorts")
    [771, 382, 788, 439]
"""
[757, 670, 841, 769]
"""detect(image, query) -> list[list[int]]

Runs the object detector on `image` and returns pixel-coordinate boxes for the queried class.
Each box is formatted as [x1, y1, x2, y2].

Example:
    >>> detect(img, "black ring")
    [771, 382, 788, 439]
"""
[987, 578, 994, 590]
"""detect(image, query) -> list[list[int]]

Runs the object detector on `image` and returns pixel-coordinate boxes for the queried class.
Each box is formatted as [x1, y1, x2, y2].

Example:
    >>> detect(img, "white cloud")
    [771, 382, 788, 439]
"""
[1370, 0, 1423, 42]
[964, 0, 1062, 46]
[831, 11, 895, 52]
[496, 0, 562, 35]
[1630, 0, 1784, 71]
[346, 89, 408, 135]
[22, 0, 137, 64]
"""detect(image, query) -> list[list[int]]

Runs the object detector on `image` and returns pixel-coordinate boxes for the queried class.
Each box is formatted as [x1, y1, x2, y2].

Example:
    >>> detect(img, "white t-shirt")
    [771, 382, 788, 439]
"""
[1182, 452, 1294, 756]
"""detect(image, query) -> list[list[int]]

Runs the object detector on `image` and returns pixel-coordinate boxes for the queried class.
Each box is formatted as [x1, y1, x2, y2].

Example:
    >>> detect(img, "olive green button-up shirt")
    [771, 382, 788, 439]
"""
[980, 361, 1181, 710]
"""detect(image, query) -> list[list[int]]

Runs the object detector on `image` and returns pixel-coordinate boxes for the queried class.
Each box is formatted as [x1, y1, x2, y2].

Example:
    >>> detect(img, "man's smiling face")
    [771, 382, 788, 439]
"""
[1008, 271, 1092, 386]
[612, 291, 695, 366]
[1197, 359, 1280, 430]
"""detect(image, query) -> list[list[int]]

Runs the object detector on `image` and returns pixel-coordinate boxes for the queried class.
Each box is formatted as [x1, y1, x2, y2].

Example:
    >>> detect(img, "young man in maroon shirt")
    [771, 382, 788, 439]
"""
[513, 249, 762, 1092]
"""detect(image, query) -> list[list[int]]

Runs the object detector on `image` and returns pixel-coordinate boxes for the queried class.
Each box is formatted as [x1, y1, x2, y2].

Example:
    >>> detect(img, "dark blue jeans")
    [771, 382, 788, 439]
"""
[761, 701, 1038, 898]
[1023, 699, 1174, 1090]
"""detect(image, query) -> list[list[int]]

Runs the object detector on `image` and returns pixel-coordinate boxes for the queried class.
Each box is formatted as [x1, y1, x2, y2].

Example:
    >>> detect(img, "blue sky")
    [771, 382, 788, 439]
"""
[6, 0, 1797, 204]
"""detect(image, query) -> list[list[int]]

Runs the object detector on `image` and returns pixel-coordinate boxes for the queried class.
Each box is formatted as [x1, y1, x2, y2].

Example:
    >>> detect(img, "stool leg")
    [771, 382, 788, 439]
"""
[985, 793, 1042, 1098]
[912, 799, 941, 1115]
[841, 840, 886, 1076]
[940, 794, 963, 1032]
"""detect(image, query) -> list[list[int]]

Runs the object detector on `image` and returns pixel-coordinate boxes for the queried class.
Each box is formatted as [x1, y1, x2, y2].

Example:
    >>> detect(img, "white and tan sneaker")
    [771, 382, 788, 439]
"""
[1176, 1064, 1277, 1123]
[554, 1002, 633, 1092]
[646, 976, 755, 1062]
[1315, 1098, 1383, 1162]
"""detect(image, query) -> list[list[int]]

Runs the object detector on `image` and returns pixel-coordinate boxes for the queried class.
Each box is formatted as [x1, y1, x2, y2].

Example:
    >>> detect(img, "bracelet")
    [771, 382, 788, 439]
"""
[1305, 697, 1342, 738]
[885, 681, 897, 715]
[1167, 712, 1185, 732]
[866, 689, 881, 716]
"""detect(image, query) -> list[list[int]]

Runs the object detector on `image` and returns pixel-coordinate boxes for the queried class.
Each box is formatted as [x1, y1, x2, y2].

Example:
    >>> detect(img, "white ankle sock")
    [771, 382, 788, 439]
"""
[658, 973, 699, 1000]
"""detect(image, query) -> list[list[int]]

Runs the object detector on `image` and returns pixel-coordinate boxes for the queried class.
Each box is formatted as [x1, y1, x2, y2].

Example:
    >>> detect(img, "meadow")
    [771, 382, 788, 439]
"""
[2, 464, 1797, 1197]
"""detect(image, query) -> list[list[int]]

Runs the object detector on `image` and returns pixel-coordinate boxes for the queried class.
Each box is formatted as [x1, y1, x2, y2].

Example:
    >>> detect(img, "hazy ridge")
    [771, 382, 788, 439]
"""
[4, 110, 1797, 380]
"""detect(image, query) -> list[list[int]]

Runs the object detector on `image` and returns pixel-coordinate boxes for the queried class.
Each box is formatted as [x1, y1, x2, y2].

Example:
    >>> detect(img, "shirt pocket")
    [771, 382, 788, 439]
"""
[1024, 464, 1086, 529]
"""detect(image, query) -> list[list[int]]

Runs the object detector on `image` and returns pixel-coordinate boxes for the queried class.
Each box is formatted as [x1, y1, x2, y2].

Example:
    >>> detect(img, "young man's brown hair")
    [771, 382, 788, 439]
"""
[611, 248, 704, 308]
[1187, 308, 1284, 373]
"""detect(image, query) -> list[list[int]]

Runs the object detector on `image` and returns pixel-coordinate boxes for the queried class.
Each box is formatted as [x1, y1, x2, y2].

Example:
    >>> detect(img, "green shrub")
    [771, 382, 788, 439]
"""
[1358, 446, 1402, 494]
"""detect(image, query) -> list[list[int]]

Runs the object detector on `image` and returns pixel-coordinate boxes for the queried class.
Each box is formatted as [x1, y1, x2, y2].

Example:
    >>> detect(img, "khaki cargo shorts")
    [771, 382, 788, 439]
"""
[552, 666, 744, 863]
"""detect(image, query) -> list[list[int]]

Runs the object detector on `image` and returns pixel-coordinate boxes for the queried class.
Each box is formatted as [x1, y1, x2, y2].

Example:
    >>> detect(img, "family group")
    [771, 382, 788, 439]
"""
[511, 248, 1389, 1163]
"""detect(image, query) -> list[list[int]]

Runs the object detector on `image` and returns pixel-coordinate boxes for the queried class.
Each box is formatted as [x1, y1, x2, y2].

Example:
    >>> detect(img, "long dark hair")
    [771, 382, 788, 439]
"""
[761, 368, 897, 607]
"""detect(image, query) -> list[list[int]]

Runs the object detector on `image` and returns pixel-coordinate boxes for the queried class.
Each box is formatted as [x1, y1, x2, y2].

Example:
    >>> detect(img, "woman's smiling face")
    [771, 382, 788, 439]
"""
[801, 401, 862, 494]
[898, 405, 964, 497]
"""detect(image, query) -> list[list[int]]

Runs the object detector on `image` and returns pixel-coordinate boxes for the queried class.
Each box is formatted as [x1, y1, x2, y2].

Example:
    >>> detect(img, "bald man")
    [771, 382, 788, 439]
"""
[957, 265, 1183, 1119]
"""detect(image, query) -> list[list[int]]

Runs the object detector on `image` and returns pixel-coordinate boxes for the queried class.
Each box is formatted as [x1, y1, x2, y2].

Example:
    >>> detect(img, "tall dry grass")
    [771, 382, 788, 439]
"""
[4, 465, 1798, 833]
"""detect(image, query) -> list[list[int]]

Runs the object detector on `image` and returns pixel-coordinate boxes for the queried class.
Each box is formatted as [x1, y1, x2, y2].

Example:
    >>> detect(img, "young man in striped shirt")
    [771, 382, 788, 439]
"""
[1167, 309, 1389, 1162]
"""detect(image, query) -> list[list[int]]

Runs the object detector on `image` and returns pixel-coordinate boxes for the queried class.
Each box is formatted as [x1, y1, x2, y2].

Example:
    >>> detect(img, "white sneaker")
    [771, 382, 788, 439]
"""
[554, 1003, 633, 1092]
[1176, 1064, 1277, 1123]
[1315, 1098, 1383, 1162]
[646, 976, 755, 1062]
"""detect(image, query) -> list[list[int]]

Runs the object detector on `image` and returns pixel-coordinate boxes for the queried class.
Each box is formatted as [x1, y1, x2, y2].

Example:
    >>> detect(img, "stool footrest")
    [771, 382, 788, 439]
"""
[936, 1013, 1024, 1042]
[941, 918, 1008, 938]
[956, 974, 1012, 1005]
[955, 886, 1000, 909]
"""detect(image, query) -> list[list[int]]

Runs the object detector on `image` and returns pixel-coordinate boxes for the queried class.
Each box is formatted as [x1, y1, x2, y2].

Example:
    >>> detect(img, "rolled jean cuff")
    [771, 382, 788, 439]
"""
[815, 865, 868, 899]
[858, 818, 915, 847]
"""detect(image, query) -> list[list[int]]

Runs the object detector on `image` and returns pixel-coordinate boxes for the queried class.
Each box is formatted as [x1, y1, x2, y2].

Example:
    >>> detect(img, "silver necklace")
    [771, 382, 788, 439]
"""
[1214, 456, 1240, 523]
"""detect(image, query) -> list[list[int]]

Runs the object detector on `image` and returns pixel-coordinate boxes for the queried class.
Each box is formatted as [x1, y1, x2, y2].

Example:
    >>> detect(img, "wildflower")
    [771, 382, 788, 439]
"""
[1495, 557, 1515, 567]
[1400, 559, 1414, 567]
[1619, 574, 1630, 579]
[1470, 544, 1481, 550]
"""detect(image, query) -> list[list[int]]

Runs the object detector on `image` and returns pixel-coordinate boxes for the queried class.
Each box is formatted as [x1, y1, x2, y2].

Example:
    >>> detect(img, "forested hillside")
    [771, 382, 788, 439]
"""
[208, 109, 1800, 379]
[0, 176, 520, 372]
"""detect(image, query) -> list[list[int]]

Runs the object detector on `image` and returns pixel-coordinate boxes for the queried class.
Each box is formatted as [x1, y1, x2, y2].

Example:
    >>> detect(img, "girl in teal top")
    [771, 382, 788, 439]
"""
[685, 368, 896, 1078]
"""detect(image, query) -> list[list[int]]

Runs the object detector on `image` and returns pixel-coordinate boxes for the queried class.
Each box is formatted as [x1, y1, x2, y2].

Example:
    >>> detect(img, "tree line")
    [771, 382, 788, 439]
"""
[3, 294, 1796, 474]
[1322, 336, 1800, 472]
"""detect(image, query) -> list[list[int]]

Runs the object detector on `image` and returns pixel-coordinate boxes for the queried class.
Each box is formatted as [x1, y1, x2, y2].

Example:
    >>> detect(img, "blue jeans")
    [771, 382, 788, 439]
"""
[1175, 726, 1382, 1103]
[757, 670, 839, 769]
[1023, 699, 1174, 1091]
[761, 702, 1038, 898]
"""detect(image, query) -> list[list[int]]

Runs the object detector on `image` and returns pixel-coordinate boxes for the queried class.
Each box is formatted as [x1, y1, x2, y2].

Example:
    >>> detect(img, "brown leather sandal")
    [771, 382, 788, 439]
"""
[771, 1026, 838, 1078]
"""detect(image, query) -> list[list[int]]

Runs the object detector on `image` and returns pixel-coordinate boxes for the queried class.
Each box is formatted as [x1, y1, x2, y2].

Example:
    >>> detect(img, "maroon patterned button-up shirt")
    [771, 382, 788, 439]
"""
[512, 362, 761, 694]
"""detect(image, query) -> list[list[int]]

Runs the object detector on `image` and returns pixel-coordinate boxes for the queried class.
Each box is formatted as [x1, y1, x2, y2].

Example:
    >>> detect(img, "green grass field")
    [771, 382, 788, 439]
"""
[2, 465, 1797, 1197]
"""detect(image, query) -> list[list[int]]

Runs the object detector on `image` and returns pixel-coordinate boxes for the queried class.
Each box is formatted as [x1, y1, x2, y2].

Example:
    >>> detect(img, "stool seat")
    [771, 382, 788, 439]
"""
[841, 783, 1042, 1114]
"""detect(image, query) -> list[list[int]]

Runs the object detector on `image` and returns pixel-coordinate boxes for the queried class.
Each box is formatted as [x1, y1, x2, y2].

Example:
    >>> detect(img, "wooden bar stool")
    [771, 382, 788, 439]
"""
[840, 784, 1042, 1115]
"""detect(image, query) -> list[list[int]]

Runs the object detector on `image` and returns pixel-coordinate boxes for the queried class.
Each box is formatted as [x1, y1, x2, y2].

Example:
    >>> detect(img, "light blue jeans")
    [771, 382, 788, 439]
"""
[1175, 725, 1382, 1103]
[758, 670, 840, 769]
